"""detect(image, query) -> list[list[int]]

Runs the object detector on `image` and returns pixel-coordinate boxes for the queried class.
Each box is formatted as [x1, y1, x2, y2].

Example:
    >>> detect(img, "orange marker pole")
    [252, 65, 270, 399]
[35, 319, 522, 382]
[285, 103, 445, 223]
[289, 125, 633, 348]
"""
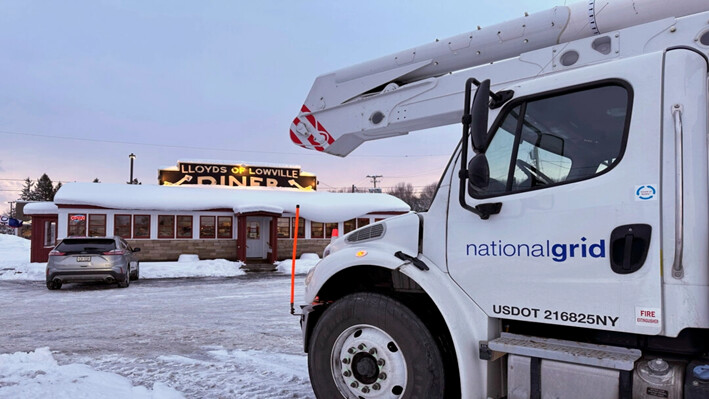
[290, 205, 300, 315]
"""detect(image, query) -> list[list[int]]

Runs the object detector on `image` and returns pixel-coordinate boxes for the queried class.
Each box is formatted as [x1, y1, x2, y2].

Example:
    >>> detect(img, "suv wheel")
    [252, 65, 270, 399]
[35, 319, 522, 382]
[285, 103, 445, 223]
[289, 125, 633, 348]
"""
[46, 280, 62, 290]
[130, 262, 140, 281]
[117, 269, 130, 288]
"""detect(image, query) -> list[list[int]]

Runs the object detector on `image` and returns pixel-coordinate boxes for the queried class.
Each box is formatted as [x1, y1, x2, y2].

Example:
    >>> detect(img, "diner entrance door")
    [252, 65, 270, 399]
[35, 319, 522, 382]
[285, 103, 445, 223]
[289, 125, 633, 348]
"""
[245, 217, 270, 260]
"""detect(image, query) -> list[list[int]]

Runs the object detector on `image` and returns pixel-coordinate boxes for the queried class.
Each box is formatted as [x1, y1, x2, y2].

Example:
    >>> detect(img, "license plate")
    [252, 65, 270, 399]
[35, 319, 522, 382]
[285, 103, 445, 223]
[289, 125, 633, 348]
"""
[76, 256, 91, 262]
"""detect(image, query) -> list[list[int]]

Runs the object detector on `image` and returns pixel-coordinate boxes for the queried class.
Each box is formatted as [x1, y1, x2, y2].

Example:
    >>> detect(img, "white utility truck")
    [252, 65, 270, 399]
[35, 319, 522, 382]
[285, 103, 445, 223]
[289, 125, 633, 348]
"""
[291, 0, 709, 397]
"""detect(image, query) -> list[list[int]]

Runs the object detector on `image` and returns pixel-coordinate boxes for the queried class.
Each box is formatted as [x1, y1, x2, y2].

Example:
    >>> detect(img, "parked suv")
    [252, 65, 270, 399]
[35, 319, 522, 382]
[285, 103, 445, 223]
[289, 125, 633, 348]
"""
[46, 236, 140, 290]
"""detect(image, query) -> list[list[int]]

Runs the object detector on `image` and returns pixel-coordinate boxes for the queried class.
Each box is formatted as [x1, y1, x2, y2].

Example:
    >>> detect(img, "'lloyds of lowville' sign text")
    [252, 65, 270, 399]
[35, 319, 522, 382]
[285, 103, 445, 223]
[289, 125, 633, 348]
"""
[159, 162, 317, 190]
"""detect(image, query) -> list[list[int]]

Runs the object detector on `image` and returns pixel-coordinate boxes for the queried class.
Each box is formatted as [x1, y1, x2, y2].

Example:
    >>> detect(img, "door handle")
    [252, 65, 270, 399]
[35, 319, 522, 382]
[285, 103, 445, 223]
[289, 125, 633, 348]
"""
[610, 224, 652, 274]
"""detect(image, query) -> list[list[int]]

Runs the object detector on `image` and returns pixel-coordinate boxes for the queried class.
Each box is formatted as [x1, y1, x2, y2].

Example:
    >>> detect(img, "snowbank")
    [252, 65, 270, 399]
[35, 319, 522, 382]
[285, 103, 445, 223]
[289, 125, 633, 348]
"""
[0, 235, 46, 280]
[0, 234, 246, 281]
[275, 253, 320, 275]
[0, 348, 184, 399]
[141, 259, 245, 279]
[0, 233, 31, 261]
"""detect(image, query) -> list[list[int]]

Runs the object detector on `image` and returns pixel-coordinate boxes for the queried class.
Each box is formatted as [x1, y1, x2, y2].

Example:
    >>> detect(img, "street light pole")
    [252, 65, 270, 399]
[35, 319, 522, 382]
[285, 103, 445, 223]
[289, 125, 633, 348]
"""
[128, 153, 136, 184]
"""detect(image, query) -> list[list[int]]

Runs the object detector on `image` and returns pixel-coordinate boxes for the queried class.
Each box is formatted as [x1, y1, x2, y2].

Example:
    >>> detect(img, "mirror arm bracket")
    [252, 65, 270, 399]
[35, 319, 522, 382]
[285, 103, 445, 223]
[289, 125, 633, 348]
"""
[490, 90, 514, 109]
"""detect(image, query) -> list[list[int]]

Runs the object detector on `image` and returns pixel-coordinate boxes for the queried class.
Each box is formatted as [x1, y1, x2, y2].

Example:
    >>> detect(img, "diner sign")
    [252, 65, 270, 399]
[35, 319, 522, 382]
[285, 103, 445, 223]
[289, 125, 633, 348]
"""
[159, 161, 317, 190]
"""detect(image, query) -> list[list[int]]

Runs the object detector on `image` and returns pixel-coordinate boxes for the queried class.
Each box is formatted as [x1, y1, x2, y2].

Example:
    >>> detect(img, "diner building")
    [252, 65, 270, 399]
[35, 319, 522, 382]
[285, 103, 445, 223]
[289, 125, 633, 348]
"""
[24, 161, 409, 263]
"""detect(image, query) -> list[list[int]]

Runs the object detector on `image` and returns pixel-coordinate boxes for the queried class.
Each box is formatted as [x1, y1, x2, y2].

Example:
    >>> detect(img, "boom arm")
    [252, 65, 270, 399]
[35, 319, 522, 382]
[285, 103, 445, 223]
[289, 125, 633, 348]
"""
[289, 0, 707, 156]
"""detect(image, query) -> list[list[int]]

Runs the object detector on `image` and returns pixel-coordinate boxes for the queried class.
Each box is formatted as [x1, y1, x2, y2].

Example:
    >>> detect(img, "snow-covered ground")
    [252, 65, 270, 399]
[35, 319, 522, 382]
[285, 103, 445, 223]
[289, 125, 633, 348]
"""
[0, 348, 184, 398]
[0, 234, 319, 281]
[0, 234, 318, 398]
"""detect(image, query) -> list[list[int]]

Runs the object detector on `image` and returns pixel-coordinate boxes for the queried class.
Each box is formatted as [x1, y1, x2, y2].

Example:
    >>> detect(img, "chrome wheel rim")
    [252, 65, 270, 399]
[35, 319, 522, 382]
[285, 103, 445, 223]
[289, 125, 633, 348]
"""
[331, 324, 407, 399]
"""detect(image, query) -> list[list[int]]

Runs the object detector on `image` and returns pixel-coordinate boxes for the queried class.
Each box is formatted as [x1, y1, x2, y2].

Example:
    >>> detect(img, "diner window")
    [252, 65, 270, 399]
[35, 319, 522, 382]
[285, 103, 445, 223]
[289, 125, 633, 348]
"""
[311, 221, 324, 239]
[343, 219, 356, 234]
[114, 215, 131, 238]
[133, 215, 150, 238]
[88, 214, 106, 237]
[277, 217, 290, 238]
[292, 217, 305, 238]
[325, 222, 339, 238]
[158, 215, 175, 239]
[357, 218, 370, 228]
[68, 214, 87, 236]
[217, 216, 233, 238]
[177, 216, 193, 238]
[44, 221, 56, 247]
[200, 216, 216, 239]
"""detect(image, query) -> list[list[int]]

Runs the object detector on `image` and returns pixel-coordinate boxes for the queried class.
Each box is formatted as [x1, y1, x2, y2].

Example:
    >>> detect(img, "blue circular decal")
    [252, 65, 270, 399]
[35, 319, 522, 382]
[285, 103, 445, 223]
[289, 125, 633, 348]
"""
[636, 185, 656, 200]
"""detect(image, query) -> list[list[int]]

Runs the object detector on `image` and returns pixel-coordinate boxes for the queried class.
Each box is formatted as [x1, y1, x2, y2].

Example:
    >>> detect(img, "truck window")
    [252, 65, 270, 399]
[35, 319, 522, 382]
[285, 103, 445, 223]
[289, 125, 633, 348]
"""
[475, 83, 631, 197]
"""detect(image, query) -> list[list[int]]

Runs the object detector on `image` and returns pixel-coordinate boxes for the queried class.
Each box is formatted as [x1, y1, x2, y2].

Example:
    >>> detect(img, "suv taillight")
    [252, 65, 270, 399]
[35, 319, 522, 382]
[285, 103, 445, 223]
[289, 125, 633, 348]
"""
[48, 250, 65, 256]
[102, 249, 126, 255]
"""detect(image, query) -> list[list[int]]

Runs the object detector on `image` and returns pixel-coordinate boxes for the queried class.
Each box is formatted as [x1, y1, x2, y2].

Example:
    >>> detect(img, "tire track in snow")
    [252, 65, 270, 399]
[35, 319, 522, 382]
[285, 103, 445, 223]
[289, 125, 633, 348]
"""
[73, 347, 314, 399]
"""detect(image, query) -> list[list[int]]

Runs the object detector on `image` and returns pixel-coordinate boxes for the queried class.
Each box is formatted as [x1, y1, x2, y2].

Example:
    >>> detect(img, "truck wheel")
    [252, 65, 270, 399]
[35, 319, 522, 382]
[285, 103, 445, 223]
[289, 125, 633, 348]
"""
[308, 292, 445, 399]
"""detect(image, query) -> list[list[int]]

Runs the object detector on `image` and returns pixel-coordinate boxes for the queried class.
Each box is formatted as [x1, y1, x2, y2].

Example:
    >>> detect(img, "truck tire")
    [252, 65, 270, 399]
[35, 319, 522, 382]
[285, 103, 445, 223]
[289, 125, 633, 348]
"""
[308, 292, 445, 399]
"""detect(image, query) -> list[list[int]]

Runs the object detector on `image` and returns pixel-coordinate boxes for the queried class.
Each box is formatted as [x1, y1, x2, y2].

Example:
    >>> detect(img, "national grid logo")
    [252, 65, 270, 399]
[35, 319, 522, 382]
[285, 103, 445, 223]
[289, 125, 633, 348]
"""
[465, 237, 606, 263]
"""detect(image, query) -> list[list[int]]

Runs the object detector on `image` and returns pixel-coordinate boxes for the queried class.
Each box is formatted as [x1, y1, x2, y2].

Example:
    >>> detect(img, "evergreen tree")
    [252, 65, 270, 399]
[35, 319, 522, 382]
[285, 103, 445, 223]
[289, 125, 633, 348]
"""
[19, 178, 35, 201]
[53, 181, 63, 199]
[33, 174, 56, 201]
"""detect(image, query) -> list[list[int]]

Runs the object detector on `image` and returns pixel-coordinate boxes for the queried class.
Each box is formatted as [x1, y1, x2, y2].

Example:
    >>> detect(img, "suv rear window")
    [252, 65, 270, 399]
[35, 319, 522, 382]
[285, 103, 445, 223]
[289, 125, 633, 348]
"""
[55, 239, 116, 254]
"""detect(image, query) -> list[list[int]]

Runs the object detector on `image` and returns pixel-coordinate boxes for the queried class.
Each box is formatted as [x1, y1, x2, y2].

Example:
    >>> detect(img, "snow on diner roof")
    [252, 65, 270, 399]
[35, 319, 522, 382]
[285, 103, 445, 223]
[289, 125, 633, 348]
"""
[21, 202, 58, 215]
[41, 182, 410, 222]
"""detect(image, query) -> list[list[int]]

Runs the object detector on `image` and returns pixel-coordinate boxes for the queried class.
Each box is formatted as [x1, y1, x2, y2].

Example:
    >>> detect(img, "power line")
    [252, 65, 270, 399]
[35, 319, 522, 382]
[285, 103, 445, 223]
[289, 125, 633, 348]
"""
[0, 179, 71, 184]
[0, 129, 450, 159]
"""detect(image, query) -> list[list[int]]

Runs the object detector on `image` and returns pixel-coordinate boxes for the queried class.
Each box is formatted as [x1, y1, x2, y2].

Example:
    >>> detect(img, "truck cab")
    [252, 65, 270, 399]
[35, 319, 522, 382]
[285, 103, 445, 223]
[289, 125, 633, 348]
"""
[295, 1, 709, 398]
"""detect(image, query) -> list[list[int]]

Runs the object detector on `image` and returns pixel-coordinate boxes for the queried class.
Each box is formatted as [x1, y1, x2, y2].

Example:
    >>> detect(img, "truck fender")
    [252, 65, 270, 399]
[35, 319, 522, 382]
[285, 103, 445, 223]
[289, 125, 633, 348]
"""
[305, 249, 498, 399]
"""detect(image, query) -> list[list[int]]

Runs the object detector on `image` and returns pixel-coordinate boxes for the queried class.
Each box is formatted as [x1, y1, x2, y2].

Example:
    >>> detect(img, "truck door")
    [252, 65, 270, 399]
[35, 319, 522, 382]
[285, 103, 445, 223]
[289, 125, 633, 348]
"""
[447, 53, 666, 335]
[660, 49, 709, 337]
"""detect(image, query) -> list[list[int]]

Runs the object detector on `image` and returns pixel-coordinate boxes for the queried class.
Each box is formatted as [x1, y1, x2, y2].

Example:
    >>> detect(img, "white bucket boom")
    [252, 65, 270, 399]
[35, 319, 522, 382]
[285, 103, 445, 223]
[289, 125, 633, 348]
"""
[290, 0, 708, 156]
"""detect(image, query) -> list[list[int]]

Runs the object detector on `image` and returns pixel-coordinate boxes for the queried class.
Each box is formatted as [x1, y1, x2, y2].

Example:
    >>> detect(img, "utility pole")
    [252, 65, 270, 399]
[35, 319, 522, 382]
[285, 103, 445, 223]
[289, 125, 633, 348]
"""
[128, 153, 136, 184]
[366, 175, 383, 193]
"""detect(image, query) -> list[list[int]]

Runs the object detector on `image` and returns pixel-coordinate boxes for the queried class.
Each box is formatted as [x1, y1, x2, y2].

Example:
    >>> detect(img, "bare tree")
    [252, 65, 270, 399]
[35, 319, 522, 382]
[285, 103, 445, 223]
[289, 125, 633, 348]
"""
[387, 182, 417, 210]
[329, 185, 366, 193]
[417, 182, 439, 211]
[386, 182, 439, 212]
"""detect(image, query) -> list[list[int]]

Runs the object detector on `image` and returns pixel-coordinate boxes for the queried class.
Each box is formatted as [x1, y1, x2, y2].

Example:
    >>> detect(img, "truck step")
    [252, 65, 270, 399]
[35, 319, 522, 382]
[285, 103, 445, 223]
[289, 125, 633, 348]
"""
[486, 333, 641, 371]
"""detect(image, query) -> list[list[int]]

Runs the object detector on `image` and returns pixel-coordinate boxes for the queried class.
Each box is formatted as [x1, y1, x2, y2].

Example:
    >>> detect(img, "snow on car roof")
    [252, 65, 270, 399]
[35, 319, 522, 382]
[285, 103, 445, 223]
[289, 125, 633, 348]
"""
[31, 182, 409, 223]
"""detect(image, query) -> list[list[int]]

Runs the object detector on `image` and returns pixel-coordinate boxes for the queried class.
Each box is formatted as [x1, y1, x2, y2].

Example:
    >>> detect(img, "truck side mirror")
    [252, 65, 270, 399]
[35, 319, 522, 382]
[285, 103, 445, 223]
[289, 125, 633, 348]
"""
[459, 78, 501, 220]
[468, 153, 490, 193]
[471, 79, 490, 152]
